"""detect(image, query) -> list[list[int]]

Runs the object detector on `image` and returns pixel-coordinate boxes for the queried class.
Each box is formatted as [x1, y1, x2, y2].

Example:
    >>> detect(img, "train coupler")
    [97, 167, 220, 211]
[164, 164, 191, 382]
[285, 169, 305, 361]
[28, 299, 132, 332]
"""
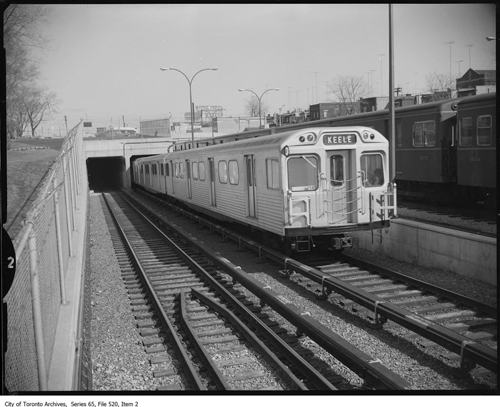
[330, 236, 353, 250]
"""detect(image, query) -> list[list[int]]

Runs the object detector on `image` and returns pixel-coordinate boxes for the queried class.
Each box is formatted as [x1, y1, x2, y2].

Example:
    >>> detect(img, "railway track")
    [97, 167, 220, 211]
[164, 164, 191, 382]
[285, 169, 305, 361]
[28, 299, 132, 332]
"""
[100, 191, 413, 390]
[128, 188, 497, 381]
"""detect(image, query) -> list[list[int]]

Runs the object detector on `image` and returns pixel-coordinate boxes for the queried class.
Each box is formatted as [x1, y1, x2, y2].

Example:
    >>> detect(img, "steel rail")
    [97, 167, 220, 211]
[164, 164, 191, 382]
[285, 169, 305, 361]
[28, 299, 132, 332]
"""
[121, 193, 334, 390]
[187, 289, 308, 391]
[179, 289, 231, 390]
[191, 288, 334, 390]
[339, 253, 497, 317]
[101, 193, 206, 390]
[125, 191, 413, 390]
[135, 191, 497, 374]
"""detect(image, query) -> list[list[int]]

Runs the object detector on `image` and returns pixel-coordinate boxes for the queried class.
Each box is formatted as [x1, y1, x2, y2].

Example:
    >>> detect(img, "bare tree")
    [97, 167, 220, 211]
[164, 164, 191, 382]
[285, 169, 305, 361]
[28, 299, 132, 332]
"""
[4, 4, 53, 139]
[23, 87, 59, 137]
[424, 72, 455, 101]
[245, 95, 268, 118]
[328, 75, 368, 115]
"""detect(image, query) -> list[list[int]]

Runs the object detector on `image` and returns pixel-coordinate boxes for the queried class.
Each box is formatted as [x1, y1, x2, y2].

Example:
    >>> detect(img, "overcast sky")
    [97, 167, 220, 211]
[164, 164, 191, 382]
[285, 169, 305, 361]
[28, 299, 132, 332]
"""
[31, 3, 496, 130]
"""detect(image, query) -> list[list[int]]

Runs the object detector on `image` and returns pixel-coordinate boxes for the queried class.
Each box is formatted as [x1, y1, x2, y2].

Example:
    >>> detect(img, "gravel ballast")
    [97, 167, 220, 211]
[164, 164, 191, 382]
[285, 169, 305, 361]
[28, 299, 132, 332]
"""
[89, 192, 497, 391]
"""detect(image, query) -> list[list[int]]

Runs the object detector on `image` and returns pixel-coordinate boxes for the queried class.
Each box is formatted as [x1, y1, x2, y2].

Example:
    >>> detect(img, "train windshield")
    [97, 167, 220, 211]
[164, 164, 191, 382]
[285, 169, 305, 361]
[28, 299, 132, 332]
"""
[287, 155, 318, 191]
[361, 153, 384, 187]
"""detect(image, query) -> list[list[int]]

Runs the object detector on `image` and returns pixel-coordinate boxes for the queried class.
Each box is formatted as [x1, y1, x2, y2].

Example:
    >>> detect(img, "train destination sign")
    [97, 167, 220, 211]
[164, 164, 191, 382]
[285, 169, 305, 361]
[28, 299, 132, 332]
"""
[323, 134, 356, 145]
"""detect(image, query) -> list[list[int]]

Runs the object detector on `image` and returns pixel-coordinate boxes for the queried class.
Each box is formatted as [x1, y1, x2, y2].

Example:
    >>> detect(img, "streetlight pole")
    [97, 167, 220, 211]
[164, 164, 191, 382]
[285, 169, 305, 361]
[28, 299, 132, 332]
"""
[377, 54, 385, 96]
[238, 87, 279, 129]
[160, 66, 218, 148]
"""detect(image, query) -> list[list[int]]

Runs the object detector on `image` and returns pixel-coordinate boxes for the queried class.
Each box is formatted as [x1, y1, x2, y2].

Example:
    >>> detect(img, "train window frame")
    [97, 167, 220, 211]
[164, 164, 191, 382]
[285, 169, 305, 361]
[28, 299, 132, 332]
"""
[192, 161, 198, 180]
[199, 161, 206, 181]
[330, 155, 344, 187]
[361, 153, 384, 188]
[477, 115, 492, 146]
[287, 154, 319, 192]
[228, 160, 239, 185]
[459, 117, 473, 147]
[412, 120, 436, 147]
[179, 161, 184, 179]
[218, 160, 228, 184]
[266, 158, 280, 190]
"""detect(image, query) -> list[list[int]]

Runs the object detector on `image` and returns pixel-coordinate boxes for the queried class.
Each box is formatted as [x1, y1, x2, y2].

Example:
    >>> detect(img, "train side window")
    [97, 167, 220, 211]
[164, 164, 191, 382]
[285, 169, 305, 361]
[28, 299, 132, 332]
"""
[287, 155, 318, 191]
[145, 165, 150, 175]
[218, 160, 228, 184]
[140, 165, 144, 174]
[192, 162, 198, 180]
[424, 121, 436, 147]
[199, 162, 206, 181]
[330, 155, 344, 186]
[165, 163, 169, 177]
[477, 115, 492, 146]
[152, 164, 157, 175]
[228, 160, 239, 185]
[412, 122, 424, 147]
[179, 162, 184, 179]
[266, 159, 280, 190]
[160, 163, 164, 176]
[361, 153, 384, 187]
[459, 117, 473, 147]
[174, 162, 179, 178]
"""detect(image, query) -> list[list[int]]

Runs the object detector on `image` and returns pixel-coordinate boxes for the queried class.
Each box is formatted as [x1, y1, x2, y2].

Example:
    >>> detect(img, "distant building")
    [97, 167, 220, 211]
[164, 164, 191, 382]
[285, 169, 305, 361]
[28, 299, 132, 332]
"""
[359, 97, 389, 113]
[139, 118, 171, 137]
[456, 69, 496, 97]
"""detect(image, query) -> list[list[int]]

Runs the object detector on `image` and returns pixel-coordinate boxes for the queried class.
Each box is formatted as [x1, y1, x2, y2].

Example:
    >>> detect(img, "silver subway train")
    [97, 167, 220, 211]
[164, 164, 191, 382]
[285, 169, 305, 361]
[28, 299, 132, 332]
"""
[133, 126, 397, 255]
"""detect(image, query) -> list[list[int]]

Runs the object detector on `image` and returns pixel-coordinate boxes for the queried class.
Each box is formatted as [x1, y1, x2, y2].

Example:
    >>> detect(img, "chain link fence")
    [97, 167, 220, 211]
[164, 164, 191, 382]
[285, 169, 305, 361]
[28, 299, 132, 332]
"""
[4, 121, 87, 392]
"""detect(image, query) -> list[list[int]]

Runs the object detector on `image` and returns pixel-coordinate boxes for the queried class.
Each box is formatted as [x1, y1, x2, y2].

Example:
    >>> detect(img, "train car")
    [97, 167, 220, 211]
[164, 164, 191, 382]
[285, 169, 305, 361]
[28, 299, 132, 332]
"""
[456, 92, 496, 207]
[134, 126, 396, 255]
[172, 99, 459, 202]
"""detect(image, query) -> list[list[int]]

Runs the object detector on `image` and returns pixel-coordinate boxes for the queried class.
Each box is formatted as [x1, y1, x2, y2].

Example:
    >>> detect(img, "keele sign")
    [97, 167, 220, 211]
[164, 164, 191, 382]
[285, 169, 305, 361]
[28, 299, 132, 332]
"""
[323, 134, 356, 145]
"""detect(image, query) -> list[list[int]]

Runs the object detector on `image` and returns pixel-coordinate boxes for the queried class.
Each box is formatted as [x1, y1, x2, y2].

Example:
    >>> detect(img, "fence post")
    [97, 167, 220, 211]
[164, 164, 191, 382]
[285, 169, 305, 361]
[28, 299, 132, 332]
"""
[53, 178, 67, 304]
[27, 223, 48, 391]
[63, 155, 74, 257]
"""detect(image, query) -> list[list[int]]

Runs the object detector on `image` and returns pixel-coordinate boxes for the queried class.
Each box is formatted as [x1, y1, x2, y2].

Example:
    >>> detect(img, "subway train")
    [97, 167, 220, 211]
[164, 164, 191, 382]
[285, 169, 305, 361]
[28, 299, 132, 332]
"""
[173, 92, 496, 208]
[133, 126, 396, 255]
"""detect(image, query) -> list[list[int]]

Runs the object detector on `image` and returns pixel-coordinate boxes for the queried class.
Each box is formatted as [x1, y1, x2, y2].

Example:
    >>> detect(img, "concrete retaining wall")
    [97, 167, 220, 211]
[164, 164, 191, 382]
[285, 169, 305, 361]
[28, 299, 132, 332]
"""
[350, 218, 497, 287]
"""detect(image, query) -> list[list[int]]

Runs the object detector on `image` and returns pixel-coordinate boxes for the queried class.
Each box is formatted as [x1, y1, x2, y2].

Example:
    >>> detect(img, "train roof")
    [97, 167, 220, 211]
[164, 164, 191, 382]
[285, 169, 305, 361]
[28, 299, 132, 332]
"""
[456, 92, 496, 106]
[134, 126, 385, 164]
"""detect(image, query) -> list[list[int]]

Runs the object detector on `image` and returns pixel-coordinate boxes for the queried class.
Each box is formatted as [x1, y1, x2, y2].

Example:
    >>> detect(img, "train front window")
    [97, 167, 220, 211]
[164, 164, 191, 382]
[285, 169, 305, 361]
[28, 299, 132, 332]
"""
[477, 115, 492, 146]
[287, 155, 318, 191]
[330, 155, 344, 187]
[459, 117, 473, 147]
[361, 153, 384, 187]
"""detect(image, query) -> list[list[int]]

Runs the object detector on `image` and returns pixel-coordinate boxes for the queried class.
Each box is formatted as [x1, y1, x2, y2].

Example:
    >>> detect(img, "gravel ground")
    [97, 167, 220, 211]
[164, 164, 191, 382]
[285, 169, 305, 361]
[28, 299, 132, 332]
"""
[89, 191, 497, 392]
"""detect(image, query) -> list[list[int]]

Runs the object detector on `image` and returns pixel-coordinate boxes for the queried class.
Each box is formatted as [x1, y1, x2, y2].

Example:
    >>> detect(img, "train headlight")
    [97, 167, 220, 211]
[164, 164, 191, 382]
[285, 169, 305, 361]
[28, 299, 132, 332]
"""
[282, 146, 290, 156]
[370, 133, 375, 140]
[362, 132, 369, 140]
[299, 136, 305, 142]
[307, 134, 315, 142]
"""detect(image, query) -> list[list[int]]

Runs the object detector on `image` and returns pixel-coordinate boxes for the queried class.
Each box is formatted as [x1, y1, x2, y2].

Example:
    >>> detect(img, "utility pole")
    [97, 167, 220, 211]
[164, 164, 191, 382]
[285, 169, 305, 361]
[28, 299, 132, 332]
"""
[444, 41, 455, 83]
[466, 44, 473, 69]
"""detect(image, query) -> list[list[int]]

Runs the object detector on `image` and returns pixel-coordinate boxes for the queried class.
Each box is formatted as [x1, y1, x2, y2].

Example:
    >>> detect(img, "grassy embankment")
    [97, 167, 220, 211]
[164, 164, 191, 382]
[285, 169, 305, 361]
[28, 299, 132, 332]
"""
[4, 138, 64, 240]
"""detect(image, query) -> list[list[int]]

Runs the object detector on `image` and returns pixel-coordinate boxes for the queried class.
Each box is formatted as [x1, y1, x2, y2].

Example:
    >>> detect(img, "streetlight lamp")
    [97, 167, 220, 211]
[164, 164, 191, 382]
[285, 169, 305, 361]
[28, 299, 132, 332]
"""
[238, 88, 279, 129]
[160, 66, 218, 148]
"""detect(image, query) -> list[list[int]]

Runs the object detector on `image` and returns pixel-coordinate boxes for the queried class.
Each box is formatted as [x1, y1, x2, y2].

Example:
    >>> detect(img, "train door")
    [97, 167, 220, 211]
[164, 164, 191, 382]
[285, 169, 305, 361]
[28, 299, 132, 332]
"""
[360, 152, 386, 222]
[186, 159, 192, 199]
[208, 157, 216, 206]
[170, 160, 175, 194]
[245, 155, 257, 217]
[324, 151, 353, 224]
[164, 162, 169, 193]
